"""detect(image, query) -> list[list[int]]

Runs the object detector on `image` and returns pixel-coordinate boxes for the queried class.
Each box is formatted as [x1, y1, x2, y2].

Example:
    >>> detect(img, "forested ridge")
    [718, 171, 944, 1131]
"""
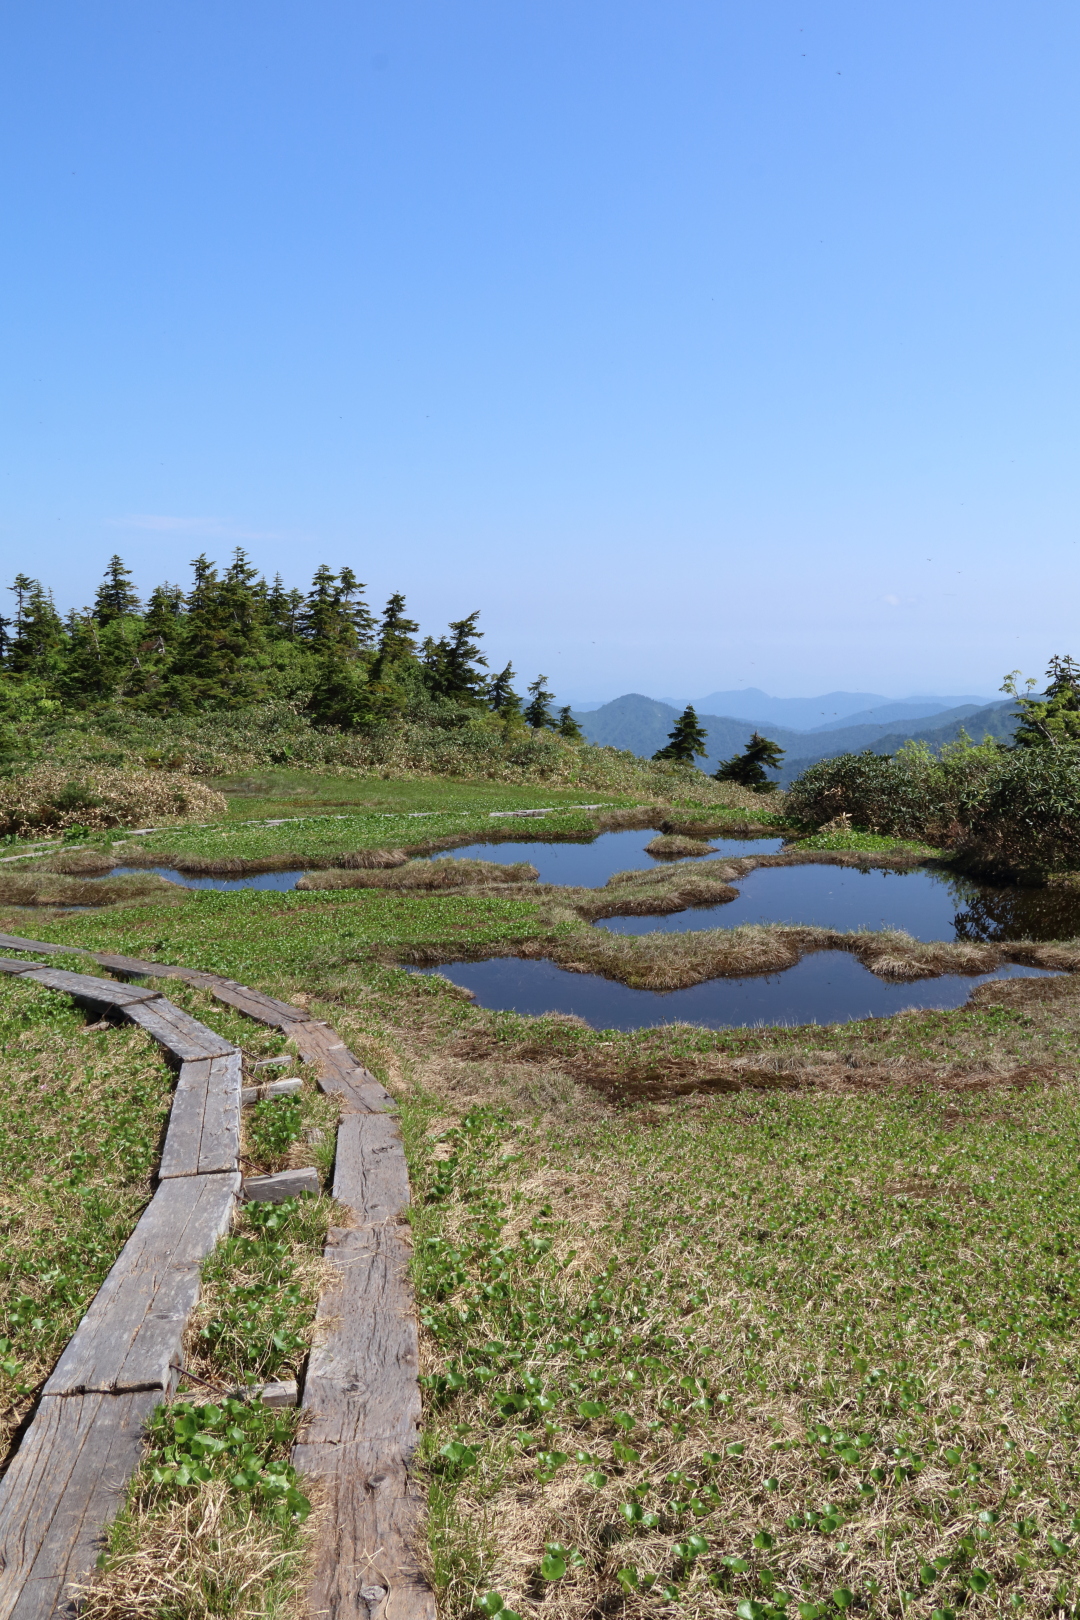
[0, 551, 578, 739]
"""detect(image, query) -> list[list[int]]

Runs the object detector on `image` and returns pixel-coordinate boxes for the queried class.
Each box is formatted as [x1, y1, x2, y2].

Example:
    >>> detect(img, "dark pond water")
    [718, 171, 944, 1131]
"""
[432, 829, 785, 886]
[107, 865, 304, 893]
[415, 953, 1056, 1032]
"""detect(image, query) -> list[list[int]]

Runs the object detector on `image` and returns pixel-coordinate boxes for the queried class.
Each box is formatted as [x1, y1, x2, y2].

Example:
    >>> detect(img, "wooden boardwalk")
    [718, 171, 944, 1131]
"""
[0, 934, 432, 1620]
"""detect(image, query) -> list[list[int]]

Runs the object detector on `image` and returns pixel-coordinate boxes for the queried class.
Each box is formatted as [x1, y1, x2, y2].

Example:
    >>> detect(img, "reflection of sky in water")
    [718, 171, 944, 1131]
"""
[107, 866, 303, 892]
[416, 954, 1057, 1032]
[433, 829, 784, 887]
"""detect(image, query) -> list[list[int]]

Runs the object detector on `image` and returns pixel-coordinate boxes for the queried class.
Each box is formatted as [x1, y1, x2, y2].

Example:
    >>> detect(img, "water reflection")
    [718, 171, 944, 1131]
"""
[415, 953, 1056, 1032]
[433, 829, 784, 887]
[107, 865, 304, 893]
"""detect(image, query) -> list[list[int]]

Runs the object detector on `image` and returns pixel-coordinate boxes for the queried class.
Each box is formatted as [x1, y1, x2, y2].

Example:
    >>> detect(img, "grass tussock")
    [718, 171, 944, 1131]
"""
[0, 766, 227, 837]
[644, 835, 717, 860]
[77, 1479, 314, 1620]
[0, 870, 182, 908]
[296, 858, 540, 892]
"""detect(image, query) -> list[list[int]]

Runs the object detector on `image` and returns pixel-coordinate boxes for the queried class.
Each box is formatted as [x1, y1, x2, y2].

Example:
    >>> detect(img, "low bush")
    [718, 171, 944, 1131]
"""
[785, 738, 1004, 846]
[0, 766, 227, 837]
[956, 746, 1080, 875]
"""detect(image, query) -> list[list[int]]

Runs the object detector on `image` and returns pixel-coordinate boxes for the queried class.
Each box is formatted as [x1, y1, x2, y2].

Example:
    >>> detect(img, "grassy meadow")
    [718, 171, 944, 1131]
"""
[1, 766, 1079, 1618]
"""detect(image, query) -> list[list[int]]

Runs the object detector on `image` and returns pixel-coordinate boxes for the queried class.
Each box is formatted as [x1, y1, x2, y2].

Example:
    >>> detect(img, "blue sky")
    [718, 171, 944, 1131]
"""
[2, 1, 1077, 702]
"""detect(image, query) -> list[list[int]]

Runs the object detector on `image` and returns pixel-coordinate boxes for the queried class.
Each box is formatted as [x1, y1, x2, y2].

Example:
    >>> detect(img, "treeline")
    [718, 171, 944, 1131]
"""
[0, 552, 583, 737]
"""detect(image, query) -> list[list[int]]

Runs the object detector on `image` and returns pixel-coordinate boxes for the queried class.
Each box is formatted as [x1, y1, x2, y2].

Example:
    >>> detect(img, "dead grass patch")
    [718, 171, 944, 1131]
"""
[77, 1477, 316, 1620]
[296, 858, 539, 892]
[643, 835, 717, 859]
[0, 870, 183, 907]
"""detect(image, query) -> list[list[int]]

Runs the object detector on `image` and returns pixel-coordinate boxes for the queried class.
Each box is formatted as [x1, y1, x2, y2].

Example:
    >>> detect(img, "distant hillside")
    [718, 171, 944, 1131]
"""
[692, 687, 991, 730]
[573, 693, 1019, 786]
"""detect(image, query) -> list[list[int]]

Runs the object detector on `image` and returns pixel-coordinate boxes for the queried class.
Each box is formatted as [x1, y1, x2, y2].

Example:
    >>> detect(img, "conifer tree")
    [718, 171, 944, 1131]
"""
[653, 704, 708, 763]
[714, 731, 785, 790]
[524, 675, 555, 729]
[487, 662, 521, 716]
[7, 580, 66, 677]
[92, 555, 141, 623]
[422, 612, 488, 703]
[374, 594, 420, 664]
[143, 584, 185, 647]
[556, 706, 583, 740]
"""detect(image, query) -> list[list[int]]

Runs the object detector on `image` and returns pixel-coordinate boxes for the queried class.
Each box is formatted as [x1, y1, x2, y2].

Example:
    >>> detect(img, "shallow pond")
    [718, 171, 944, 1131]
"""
[596, 864, 1080, 944]
[99, 835, 1080, 945]
[108, 865, 304, 893]
[431, 829, 785, 886]
[415, 953, 1056, 1032]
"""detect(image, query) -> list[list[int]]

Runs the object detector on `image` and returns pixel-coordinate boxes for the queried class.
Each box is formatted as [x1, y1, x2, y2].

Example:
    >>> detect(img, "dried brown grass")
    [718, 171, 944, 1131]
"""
[296, 858, 539, 892]
[0, 870, 182, 908]
[0, 767, 227, 836]
[644, 834, 717, 859]
[76, 1481, 316, 1620]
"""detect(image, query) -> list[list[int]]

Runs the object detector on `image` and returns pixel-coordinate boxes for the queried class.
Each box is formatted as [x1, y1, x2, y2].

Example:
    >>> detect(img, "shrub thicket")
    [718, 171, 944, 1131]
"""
[955, 747, 1080, 874]
[785, 737, 1004, 844]
[787, 735, 1080, 874]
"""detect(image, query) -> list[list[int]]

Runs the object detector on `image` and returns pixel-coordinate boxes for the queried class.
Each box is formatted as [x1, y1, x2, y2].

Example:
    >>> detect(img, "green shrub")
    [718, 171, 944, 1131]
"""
[785, 737, 1004, 845]
[956, 746, 1080, 874]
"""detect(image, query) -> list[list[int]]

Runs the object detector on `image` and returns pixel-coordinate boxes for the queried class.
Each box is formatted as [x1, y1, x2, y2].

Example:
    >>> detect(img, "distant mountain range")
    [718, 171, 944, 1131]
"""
[570, 692, 1019, 785]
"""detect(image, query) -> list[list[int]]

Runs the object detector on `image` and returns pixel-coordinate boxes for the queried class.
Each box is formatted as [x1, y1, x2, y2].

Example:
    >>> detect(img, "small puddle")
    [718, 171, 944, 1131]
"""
[415, 954, 1057, 1031]
[107, 866, 305, 893]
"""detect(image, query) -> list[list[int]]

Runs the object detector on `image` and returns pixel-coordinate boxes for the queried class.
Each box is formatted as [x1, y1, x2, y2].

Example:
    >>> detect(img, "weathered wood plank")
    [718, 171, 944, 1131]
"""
[290, 1438, 434, 1620]
[0, 960, 43, 976]
[332, 1114, 411, 1226]
[0, 935, 65, 957]
[201, 979, 310, 1026]
[291, 1024, 393, 1113]
[243, 1167, 320, 1203]
[158, 1059, 210, 1178]
[92, 952, 217, 988]
[298, 1225, 420, 1448]
[22, 969, 162, 1009]
[0, 1389, 161, 1620]
[122, 998, 235, 1061]
[45, 1173, 239, 1395]
[199, 1051, 242, 1175]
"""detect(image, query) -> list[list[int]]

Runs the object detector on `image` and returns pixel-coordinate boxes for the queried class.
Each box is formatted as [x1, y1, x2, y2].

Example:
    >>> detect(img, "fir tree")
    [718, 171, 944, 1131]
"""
[143, 584, 185, 647]
[422, 611, 488, 703]
[487, 662, 521, 716]
[653, 705, 708, 763]
[8, 580, 66, 677]
[524, 675, 555, 729]
[92, 555, 141, 624]
[375, 594, 420, 664]
[556, 705, 583, 740]
[714, 731, 785, 790]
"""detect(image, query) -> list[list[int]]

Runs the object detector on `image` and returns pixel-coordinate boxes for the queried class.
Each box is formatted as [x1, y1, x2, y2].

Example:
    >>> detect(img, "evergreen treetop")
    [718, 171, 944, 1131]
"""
[524, 675, 555, 729]
[653, 704, 708, 763]
[714, 731, 785, 791]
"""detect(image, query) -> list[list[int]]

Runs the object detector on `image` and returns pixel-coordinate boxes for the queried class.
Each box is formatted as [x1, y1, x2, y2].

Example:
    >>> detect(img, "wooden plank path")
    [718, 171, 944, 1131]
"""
[0, 935, 432, 1620]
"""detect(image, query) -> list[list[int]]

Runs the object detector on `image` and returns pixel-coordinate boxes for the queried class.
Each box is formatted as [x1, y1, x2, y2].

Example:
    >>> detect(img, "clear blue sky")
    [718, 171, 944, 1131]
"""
[2, 2, 1077, 702]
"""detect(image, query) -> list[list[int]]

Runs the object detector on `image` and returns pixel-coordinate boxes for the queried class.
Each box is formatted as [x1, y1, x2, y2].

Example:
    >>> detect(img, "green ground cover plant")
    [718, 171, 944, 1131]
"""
[398, 1082, 1080, 1619]
[0, 969, 173, 1463]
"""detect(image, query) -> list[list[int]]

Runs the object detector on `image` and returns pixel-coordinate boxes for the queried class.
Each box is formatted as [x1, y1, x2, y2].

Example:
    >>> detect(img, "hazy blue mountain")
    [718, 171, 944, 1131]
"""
[693, 688, 991, 730]
[806, 698, 990, 733]
[573, 693, 1019, 787]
